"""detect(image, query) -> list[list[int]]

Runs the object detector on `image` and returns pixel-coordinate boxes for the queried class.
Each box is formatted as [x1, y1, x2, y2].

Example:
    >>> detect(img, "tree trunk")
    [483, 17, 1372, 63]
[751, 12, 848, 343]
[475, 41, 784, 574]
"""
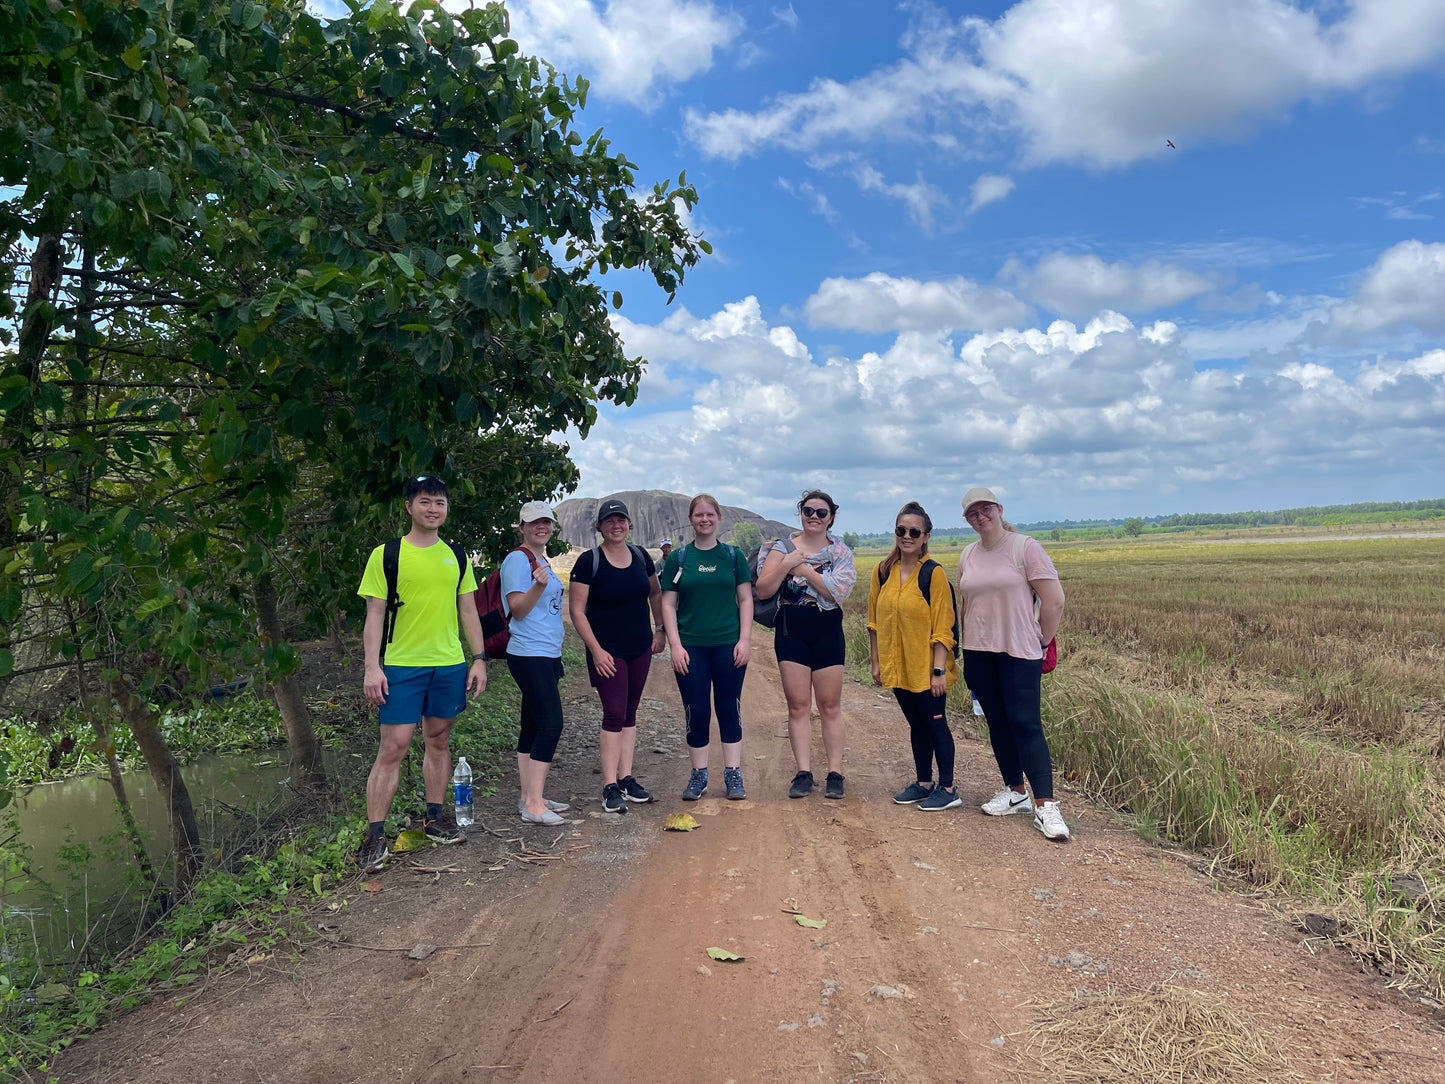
[91, 708, 158, 891]
[111, 679, 202, 893]
[253, 575, 327, 794]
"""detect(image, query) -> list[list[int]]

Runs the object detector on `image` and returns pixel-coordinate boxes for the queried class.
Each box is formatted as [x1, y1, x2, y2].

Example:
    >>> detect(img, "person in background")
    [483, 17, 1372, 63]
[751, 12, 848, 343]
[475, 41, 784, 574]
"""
[659, 537, 674, 562]
[958, 486, 1069, 841]
[503, 501, 571, 826]
[570, 499, 665, 814]
[357, 474, 488, 872]
[867, 501, 962, 812]
[755, 489, 856, 799]
[660, 494, 753, 801]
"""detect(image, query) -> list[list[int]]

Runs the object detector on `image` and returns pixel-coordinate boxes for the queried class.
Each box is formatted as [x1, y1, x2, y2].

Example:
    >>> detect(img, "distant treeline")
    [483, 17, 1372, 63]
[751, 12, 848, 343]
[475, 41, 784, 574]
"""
[846, 497, 1445, 547]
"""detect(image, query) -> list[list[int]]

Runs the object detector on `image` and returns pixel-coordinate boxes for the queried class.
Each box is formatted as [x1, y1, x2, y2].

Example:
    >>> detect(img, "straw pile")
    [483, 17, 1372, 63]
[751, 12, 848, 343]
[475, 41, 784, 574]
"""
[1026, 985, 1302, 1083]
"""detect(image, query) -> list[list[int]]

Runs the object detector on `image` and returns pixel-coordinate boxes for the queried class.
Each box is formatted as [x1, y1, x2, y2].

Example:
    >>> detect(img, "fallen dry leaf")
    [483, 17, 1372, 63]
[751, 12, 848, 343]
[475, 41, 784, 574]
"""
[362, 880, 384, 893]
[663, 813, 700, 832]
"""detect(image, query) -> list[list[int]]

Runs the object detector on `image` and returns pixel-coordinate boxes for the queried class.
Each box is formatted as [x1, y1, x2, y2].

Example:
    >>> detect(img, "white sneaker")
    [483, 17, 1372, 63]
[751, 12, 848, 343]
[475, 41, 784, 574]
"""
[981, 787, 1033, 816]
[520, 807, 565, 826]
[1033, 800, 1070, 841]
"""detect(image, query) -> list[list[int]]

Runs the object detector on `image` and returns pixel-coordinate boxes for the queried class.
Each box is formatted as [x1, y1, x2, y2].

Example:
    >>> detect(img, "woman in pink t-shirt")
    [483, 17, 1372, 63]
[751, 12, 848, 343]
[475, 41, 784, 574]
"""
[956, 487, 1069, 841]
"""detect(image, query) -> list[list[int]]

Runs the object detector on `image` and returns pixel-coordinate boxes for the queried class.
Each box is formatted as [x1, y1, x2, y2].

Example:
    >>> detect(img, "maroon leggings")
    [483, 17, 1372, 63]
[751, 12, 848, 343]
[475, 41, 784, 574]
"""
[588, 651, 653, 733]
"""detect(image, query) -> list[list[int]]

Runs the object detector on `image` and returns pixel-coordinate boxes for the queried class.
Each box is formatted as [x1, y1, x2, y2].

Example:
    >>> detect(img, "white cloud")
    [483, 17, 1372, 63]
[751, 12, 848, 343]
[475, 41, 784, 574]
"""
[967, 173, 1015, 213]
[1001, 253, 1215, 317]
[852, 165, 946, 230]
[575, 283, 1445, 527]
[685, 0, 1445, 166]
[1324, 240, 1445, 337]
[502, 0, 742, 106]
[804, 272, 1029, 333]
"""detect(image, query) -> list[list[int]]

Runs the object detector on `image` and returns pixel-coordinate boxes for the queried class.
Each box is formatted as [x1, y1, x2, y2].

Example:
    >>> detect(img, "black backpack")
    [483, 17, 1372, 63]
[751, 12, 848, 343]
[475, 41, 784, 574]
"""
[876, 558, 961, 658]
[380, 537, 469, 665]
[747, 537, 794, 629]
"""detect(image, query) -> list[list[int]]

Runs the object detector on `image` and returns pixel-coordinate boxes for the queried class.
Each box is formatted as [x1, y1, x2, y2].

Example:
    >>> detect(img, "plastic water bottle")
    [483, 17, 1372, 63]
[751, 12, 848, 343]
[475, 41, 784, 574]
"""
[452, 756, 474, 826]
[972, 692, 984, 717]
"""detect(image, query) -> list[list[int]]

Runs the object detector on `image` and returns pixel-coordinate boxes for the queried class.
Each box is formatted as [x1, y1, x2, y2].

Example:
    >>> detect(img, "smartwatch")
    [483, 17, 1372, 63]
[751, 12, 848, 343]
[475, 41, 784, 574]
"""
[931, 667, 944, 676]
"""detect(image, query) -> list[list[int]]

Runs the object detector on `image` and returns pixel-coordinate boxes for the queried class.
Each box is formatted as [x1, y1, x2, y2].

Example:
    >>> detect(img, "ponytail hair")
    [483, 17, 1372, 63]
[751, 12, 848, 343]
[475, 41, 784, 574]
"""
[879, 501, 933, 581]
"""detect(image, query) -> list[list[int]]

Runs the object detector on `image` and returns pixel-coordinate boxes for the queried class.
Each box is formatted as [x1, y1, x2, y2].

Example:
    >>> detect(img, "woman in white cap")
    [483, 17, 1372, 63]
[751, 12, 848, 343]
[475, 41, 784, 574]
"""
[957, 487, 1069, 841]
[570, 498, 665, 814]
[503, 501, 571, 826]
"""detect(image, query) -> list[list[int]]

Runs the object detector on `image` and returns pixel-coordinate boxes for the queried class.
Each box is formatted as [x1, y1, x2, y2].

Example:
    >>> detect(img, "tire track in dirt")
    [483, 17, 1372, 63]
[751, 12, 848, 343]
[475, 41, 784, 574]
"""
[53, 635, 1445, 1083]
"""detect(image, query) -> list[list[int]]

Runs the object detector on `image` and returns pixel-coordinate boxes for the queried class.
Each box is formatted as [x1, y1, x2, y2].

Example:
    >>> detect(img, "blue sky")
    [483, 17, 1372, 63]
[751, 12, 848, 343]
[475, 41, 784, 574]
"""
[487, 0, 1445, 532]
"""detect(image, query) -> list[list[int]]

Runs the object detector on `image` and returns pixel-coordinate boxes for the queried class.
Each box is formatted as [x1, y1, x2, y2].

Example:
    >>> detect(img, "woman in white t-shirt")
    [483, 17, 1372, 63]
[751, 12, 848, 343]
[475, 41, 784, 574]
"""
[957, 487, 1069, 841]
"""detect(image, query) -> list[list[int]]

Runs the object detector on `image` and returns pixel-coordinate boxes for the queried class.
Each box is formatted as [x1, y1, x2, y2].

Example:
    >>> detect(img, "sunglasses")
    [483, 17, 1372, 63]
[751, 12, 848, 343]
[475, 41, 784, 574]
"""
[894, 525, 924, 539]
[964, 504, 996, 521]
[801, 506, 831, 519]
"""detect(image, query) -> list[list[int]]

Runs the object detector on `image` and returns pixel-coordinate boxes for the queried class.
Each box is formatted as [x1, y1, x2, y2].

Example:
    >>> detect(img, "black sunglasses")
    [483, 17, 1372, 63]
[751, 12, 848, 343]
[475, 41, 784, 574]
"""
[894, 525, 924, 539]
[801, 506, 831, 518]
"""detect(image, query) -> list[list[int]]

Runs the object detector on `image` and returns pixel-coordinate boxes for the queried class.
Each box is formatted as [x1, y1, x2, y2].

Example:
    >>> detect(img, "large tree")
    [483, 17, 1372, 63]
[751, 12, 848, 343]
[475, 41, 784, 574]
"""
[1, 0, 707, 883]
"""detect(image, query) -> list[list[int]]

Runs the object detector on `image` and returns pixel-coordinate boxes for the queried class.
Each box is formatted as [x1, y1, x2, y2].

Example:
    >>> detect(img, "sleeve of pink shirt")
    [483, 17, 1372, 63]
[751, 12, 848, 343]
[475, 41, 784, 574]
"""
[1023, 537, 1059, 581]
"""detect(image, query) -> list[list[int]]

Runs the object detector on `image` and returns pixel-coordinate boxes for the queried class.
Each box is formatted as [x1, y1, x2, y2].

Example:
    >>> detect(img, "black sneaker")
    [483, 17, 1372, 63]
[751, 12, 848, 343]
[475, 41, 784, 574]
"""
[788, 770, 814, 799]
[357, 833, 389, 873]
[620, 775, 653, 803]
[602, 782, 628, 814]
[825, 772, 845, 800]
[423, 810, 465, 844]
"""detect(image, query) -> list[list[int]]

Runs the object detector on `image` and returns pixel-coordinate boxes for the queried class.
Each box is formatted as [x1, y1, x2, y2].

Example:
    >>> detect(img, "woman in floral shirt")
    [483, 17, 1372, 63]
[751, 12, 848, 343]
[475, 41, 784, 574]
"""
[755, 489, 857, 799]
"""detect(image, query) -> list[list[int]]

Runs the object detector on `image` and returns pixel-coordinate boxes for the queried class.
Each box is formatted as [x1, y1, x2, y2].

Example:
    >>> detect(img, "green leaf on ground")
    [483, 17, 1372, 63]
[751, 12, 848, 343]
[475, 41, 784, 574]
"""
[794, 915, 827, 928]
[706, 947, 744, 962]
[663, 813, 699, 832]
[392, 829, 429, 852]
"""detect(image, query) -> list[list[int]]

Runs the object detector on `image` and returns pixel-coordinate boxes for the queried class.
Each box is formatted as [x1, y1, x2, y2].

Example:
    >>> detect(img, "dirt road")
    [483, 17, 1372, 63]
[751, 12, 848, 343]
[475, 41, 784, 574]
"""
[56, 638, 1444, 1083]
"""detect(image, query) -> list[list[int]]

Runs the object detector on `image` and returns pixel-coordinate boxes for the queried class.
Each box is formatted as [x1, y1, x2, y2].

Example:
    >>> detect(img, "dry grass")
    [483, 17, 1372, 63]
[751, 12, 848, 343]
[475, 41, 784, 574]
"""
[1026, 985, 1303, 1084]
[841, 537, 1445, 996]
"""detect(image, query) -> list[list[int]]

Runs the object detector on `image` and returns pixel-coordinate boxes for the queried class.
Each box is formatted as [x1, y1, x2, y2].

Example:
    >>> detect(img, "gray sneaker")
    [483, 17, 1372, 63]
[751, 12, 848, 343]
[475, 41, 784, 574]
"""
[918, 785, 962, 811]
[724, 767, 746, 800]
[893, 781, 933, 805]
[518, 797, 571, 815]
[682, 768, 708, 801]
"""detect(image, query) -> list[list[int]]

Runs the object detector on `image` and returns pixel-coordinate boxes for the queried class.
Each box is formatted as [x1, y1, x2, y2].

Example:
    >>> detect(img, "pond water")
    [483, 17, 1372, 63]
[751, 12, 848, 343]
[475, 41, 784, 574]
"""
[2, 752, 301, 960]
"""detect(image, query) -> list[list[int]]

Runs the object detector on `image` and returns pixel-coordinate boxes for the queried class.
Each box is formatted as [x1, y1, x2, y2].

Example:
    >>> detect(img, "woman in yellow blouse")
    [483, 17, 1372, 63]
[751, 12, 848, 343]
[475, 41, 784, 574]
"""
[867, 501, 961, 811]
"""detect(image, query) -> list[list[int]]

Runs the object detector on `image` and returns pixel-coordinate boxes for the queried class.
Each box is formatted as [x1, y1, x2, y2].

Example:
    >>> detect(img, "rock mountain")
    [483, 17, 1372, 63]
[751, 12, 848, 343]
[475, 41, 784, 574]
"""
[555, 490, 793, 549]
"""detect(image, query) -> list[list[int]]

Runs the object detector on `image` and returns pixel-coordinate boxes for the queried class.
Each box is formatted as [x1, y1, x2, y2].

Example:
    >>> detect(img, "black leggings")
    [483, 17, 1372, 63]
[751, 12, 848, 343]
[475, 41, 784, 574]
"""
[963, 649, 1052, 800]
[892, 688, 955, 789]
[508, 655, 565, 762]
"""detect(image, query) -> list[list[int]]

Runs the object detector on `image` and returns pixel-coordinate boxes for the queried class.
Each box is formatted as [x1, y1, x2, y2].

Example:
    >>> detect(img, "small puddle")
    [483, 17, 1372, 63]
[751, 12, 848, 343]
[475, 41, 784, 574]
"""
[3, 752, 302, 957]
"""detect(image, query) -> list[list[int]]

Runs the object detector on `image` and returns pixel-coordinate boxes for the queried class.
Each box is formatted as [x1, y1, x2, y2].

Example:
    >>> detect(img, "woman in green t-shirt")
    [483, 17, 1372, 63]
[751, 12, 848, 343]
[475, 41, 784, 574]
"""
[660, 494, 754, 801]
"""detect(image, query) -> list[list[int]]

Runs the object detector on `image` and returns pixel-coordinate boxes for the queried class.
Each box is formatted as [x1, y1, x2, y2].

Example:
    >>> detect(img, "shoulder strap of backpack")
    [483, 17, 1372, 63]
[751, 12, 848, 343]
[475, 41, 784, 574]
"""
[447, 540, 468, 591]
[917, 558, 936, 606]
[671, 543, 689, 585]
[381, 537, 403, 663]
[628, 543, 646, 566]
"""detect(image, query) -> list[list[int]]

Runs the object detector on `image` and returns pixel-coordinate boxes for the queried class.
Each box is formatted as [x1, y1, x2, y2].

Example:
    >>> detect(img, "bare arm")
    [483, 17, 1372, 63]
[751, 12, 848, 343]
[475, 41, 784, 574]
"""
[362, 596, 388, 705]
[1032, 577, 1065, 645]
[458, 590, 488, 696]
[754, 543, 799, 597]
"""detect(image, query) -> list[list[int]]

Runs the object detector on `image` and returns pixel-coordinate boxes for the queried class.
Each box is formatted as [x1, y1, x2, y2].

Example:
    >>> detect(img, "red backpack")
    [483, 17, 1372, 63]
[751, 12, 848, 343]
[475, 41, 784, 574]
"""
[474, 547, 538, 660]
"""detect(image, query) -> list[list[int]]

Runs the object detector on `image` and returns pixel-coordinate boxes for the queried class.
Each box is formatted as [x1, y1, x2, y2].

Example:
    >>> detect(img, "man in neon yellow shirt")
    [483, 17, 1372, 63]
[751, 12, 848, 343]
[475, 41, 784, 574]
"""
[356, 475, 488, 872]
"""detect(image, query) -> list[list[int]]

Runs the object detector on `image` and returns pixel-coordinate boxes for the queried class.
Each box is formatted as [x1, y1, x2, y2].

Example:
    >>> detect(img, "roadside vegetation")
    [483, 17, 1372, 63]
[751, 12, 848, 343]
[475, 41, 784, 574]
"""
[844, 537, 1445, 998]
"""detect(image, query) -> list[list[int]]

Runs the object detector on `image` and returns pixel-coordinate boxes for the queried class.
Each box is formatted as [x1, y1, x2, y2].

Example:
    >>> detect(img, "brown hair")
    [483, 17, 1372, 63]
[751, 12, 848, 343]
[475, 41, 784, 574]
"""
[879, 501, 932, 580]
[689, 493, 721, 518]
[797, 489, 838, 527]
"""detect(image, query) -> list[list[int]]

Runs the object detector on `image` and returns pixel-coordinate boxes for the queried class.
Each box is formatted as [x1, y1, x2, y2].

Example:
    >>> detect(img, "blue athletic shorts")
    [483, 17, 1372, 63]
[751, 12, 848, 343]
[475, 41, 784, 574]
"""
[379, 663, 468, 725]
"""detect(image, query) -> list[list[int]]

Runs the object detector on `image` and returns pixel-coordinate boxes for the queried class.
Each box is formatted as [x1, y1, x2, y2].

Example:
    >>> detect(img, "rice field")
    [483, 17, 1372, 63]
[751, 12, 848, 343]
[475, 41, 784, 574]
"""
[841, 536, 1445, 996]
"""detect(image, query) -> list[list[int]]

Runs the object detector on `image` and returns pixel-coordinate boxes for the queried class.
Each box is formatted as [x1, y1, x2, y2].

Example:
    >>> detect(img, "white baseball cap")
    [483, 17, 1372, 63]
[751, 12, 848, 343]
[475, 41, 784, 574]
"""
[519, 501, 557, 524]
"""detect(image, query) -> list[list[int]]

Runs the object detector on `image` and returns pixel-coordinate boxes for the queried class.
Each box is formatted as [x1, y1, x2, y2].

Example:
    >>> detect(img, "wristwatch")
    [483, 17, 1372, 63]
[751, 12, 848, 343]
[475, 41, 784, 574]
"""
[931, 667, 944, 676]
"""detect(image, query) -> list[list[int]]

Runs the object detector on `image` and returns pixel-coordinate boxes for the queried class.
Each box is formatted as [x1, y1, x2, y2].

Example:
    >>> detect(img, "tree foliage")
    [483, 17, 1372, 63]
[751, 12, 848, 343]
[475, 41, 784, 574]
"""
[1, 0, 708, 874]
[730, 520, 762, 552]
